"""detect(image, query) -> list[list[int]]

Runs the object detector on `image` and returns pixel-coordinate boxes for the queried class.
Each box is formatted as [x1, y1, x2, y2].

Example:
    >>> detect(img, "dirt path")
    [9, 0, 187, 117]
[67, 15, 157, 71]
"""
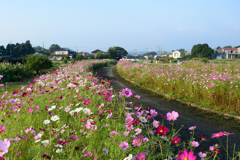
[96, 65, 240, 159]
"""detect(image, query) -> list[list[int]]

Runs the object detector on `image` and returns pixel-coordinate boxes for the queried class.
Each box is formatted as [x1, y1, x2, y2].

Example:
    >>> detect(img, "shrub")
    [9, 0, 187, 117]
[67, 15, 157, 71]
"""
[24, 55, 53, 75]
[63, 59, 68, 64]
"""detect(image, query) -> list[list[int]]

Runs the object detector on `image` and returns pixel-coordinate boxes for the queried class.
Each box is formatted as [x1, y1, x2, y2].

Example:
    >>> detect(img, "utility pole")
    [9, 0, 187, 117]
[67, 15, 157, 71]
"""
[161, 47, 162, 55]
[158, 46, 160, 56]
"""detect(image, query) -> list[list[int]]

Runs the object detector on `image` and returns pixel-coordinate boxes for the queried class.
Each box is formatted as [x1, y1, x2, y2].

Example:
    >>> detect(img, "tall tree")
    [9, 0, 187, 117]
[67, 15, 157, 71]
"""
[191, 43, 213, 59]
[0, 45, 6, 54]
[162, 50, 167, 54]
[49, 44, 61, 53]
[178, 48, 186, 57]
[107, 46, 128, 60]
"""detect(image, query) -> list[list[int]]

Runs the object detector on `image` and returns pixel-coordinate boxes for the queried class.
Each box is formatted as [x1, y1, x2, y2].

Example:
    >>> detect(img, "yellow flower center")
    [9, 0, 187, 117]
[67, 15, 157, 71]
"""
[160, 130, 163, 132]
[216, 134, 219, 137]
[171, 116, 174, 119]
[0, 150, 2, 153]
[175, 141, 177, 143]
[184, 158, 188, 160]
[0, 129, 2, 132]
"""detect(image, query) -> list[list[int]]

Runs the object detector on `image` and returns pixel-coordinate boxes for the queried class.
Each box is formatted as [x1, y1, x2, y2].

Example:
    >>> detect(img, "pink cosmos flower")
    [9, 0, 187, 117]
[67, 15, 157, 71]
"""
[152, 120, 159, 128]
[134, 95, 140, 99]
[86, 152, 92, 157]
[176, 150, 196, 160]
[191, 141, 199, 147]
[0, 125, 6, 134]
[135, 153, 145, 160]
[110, 131, 118, 137]
[209, 146, 215, 151]
[102, 148, 108, 154]
[212, 132, 224, 138]
[142, 137, 149, 142]
[189, 126, 196, 130]
[119, 141, 129, 150]
[28, 107, 34, 114]
[84, 123, 91, 130]
[133, 139, 141, 146]
[82, 147, 87, 153]
[0, 139, 10, 157]
[135, 128, 142, 135]
[198, 152, 206, 158]
[125, 116, 134, 123]
[35, 105, 39, 111]
[122, 88, 133, 97]
[166, 111, 179, 121]
[123, 131, 130, 136]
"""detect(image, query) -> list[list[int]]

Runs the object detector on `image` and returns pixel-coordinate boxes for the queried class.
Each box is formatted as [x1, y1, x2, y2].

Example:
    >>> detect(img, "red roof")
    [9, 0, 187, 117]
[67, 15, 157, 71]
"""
[223, 48, 237, 50]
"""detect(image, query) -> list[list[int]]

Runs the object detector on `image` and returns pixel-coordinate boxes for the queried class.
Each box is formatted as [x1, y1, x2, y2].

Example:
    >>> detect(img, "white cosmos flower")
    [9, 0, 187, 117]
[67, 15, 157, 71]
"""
[69, 110, 75, 116]
[51, 115, 60, 121]
[34, 139, 41, 143]
[43, 120, 50, 125]
[56, 149, 63, 153]
[87, 119, 93, 124]
[123, 154, 133, 160]
[75, 107, 83, 112]
[52, 128, 60, 131]
[139, 116, 147, 123]
[41, 140, 50, 145]
[55, 144, 63, 148]
[48, 105, 56, 111]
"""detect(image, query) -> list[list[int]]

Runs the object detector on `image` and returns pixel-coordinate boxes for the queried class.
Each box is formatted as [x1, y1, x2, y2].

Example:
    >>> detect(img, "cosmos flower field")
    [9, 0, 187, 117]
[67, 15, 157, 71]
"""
[0, 60, 239, 159]
[117, 60, 240, 116]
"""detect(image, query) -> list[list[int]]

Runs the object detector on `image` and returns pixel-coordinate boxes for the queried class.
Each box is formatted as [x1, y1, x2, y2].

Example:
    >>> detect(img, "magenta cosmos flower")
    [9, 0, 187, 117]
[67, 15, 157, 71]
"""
[166, 111, 179, 121]
[0, 125, 6, 134]
[0, 139, 10, 157]
[83, 100, 91, 105]
[155, 125, 169, 136]
[122, 88, 133, 97]
[176, 150, 196, 160]
[135, 153, 145, 160]
[119, 141, 129, 150]
[171, 136, 181, 145]
[212, 132, 224, 138]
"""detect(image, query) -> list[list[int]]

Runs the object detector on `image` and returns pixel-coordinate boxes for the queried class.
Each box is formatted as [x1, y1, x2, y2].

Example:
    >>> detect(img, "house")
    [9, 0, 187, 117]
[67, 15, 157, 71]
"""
[171, 50, 181, 59]
[235, 45, 240, 58]
[167, 53, 173, 58]
[79, 52, 89, 59]
[91, 49, 102, 59]
[0, 55, 12, 60]
[222, 48, 238, 59]
[52, 48, 74, 60]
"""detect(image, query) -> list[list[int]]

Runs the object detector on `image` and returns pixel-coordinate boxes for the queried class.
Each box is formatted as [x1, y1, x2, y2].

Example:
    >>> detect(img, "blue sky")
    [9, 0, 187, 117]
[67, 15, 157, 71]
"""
[1, 0, 240, 54]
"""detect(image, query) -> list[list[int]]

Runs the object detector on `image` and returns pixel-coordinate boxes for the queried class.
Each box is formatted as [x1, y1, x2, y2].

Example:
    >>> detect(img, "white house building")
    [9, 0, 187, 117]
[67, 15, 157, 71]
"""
[53, 48, 73, 60]
[171, 50, 181, 59]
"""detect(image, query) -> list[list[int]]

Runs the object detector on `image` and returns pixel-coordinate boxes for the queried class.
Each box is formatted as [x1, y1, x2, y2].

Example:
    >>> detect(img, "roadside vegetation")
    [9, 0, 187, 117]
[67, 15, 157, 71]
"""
[0, 60, 239, 159]
[117, 60, 240, 116]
